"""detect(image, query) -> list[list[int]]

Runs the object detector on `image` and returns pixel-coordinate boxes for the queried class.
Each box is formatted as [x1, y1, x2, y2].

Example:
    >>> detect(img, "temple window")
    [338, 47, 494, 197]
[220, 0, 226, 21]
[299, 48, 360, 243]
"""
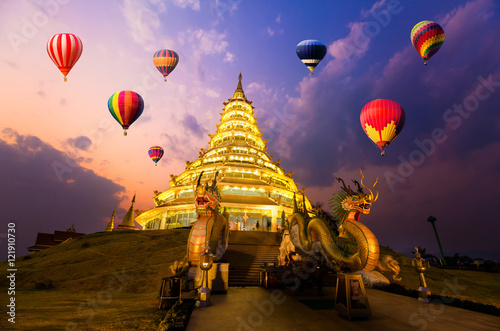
[222, 187, 267, 197]
[178, 191, 194, 198]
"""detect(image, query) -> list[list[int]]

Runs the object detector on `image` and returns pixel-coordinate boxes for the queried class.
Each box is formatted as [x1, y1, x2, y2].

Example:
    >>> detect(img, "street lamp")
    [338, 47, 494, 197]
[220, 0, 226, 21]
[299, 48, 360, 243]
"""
[427, 216, 446, 266]
[196, 247, 214, 308]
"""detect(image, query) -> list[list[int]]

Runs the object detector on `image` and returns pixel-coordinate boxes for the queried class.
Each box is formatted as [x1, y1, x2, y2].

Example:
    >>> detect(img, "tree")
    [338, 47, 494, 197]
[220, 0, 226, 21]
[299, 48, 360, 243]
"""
[411, 246, 427, 256]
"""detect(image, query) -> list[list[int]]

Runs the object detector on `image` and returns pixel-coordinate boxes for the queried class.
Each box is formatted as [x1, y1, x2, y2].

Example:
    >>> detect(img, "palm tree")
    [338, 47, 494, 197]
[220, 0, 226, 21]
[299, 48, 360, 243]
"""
[411, 246, 427, 256]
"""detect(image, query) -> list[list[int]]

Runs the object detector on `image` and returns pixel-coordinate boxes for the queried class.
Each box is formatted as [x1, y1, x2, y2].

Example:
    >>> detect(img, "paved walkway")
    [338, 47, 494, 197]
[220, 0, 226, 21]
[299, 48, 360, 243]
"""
[186, 286, 500, 331]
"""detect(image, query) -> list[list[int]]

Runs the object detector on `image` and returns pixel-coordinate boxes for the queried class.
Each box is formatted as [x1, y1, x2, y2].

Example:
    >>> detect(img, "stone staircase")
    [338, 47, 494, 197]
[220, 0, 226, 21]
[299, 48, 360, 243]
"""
[222, 231, 280, 287]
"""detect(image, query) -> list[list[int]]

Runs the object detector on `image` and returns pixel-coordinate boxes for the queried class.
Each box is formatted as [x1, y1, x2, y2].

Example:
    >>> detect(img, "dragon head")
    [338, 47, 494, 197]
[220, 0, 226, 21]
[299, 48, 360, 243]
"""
[194, 171, 220, 213]
[329, 170, 378, 223]
[341, 192, 373, 215]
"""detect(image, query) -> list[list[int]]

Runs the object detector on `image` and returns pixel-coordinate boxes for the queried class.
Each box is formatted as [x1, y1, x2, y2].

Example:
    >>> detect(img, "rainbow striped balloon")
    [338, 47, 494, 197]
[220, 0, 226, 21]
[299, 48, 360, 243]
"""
[148, 146, 164, 166]
[47, 33, 83, 81]
[411, 21, 445, 65]
[108, 91, 144, 136]
[153, 49, 179, 81]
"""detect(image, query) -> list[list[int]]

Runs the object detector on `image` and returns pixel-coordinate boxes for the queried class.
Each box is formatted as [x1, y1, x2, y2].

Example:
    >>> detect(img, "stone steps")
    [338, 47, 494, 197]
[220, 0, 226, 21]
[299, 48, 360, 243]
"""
[223, 231, 281, 287]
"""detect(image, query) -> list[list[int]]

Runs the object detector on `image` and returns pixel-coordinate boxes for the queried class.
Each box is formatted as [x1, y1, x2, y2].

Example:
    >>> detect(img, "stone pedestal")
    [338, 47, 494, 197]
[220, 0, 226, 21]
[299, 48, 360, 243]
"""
[207, 263, 229, 294]
[418, 285, 431, 303]
[196, 286, 211, 307]
[335, 273, 372, 319]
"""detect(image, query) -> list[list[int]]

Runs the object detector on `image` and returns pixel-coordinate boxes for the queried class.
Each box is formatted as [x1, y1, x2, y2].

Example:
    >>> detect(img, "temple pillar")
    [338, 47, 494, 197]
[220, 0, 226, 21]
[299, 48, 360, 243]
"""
[271, 209, 278, 232]
[160, 213, 167, 229]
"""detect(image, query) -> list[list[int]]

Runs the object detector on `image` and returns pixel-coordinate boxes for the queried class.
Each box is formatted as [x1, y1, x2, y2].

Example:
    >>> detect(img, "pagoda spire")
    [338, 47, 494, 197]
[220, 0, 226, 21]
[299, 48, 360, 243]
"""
[105, 209, 115, 232]
[114, 193, 139, 230]
[189, 73, 269, 161]
[232, 72, 247, 100]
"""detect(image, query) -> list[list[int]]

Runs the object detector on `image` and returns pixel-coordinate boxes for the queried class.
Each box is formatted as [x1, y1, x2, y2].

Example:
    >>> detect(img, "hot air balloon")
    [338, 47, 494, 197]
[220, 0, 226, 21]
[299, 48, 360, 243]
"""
[148, 146, 164, 166]
[360, 99, 406, 156]
[47, 33, 83, 81]
[411, 21, 445, 65]
[153, 49, 179, 81]
[296, 39, 327, 75]
[108, 91, 144, 136]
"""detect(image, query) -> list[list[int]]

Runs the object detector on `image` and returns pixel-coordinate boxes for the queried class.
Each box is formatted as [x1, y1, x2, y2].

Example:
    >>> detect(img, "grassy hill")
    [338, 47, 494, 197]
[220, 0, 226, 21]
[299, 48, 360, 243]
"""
[1, 229, 191, 330]
[1, 229, 191, 293]
[1, 229, 499, 330]
[377, 246, 500, 309]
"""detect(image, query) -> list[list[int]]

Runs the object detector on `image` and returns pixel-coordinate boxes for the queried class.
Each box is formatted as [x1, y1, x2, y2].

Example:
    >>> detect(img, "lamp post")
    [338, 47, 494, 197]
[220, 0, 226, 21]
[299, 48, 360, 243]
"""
[427, 216, 446, 266]
[196, 247, 214, 308]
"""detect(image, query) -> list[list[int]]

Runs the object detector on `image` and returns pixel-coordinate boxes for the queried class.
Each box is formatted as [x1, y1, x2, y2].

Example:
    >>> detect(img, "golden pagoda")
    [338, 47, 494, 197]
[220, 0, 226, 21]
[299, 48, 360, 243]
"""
[104, 209, 115, 232]
[114, 194, 139, 231]
[136, 74, 311, 231]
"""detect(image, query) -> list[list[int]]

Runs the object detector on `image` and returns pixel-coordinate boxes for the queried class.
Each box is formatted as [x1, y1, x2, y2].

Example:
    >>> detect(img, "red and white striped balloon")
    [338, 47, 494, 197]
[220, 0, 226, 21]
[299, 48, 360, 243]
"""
[47, 33, 83, 82]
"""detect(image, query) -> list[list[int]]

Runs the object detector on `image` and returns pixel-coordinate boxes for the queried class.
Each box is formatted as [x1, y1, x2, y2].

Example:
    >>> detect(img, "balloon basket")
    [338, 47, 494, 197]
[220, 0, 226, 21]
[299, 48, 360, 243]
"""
[64, 76, 67, 82]
[123, 131, 127, 136]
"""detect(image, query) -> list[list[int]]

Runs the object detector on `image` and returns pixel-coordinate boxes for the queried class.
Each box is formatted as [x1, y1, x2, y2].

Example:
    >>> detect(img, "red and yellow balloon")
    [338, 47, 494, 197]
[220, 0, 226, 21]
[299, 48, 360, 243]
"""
[47, 33, 83, 81]
[108, 91, 144, 136]
[360, 99, 405, 156]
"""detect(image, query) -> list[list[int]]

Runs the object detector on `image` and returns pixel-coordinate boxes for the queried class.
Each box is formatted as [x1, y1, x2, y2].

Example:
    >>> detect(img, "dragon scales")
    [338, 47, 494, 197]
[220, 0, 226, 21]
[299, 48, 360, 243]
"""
[188, 171, 230, 265]
[170, 171, 230, 285]
[288, 170, 400, 280]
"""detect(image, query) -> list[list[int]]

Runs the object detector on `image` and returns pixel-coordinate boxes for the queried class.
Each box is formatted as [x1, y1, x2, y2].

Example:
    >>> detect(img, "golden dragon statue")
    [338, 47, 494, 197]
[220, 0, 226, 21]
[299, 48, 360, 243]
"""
[187, 170, 230, 265]
[168, 171, 231, 287]
[288, 170, 400, 281]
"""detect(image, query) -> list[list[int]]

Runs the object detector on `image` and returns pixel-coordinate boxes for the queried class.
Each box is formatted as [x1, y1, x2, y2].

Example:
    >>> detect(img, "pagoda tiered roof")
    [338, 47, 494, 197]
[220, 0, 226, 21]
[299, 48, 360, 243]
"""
[136, 74, 310, 229]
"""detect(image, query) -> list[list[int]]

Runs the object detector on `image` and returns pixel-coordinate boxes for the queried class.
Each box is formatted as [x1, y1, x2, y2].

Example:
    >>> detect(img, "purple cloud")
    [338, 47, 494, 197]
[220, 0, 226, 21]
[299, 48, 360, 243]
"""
[181, 114, 207, 138]
[66, 136, 92, 151]
[0, 130, 125, 260]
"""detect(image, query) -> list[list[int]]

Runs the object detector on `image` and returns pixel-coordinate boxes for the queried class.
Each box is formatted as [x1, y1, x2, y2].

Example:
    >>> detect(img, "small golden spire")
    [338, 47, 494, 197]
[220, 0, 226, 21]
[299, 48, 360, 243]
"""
[114, 193, 139, 230]
[105, 209, 115, 232]
[233, 72, 246, 100]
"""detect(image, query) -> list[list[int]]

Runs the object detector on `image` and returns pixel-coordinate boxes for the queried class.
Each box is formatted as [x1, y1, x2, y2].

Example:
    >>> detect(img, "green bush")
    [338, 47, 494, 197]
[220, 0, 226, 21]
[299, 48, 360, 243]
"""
[158, 300, 195, 331]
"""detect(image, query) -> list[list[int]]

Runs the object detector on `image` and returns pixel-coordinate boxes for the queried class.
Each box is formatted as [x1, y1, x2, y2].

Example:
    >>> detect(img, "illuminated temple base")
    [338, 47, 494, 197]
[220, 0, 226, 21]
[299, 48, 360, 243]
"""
[136, 74, 311, 232]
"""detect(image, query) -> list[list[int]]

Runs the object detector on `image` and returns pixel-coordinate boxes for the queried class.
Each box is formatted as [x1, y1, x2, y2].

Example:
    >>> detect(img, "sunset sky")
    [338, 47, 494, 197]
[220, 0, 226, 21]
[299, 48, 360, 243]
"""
[1, 0, 499, 261]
